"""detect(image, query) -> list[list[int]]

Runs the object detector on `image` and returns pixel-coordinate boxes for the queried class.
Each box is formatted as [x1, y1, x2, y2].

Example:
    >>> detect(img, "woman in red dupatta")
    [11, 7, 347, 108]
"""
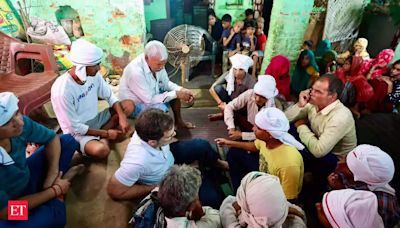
[335, 55, 372, 117]
[360, 49, 395, 113]
[360, 49, 395, 81]
[264, 55, 291, 101]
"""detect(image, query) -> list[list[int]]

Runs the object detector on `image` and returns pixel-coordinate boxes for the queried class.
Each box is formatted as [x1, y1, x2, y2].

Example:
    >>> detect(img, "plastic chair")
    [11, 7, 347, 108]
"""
[0, 32, 59, 115]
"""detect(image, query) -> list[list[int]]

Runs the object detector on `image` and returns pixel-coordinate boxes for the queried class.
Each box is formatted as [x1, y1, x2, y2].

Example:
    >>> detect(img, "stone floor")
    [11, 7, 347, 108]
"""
[65, 126, 135, 228]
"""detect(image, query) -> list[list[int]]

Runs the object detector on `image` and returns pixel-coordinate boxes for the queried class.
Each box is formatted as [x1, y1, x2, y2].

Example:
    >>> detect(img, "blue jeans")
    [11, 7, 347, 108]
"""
[131, 103, 170, 118]
[0, 135, 79, 228]
[214, 85, 232, 103]
[226, 148, 259, 193]
[170, 139, 224, 209]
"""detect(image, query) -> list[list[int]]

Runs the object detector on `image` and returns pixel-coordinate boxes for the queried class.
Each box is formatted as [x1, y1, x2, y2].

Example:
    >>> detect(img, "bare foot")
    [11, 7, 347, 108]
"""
[215, 159, 229, 171]
[70, 151, 86, 166]
[111, 132, 128, 143]
[208, 112, 223, 121]
[176, 121, 196, 129]
[63, 164, 85, 181]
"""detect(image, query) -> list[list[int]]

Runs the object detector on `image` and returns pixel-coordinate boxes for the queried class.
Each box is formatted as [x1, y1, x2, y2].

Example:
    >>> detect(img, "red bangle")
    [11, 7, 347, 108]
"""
[50, 186, 58, 197]
[53, 184, 64, 195]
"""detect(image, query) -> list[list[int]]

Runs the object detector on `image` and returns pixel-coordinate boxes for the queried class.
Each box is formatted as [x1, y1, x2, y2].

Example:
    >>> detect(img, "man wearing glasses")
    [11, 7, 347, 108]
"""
[285, 74, 356, 179]
[107, 109, 228, 209]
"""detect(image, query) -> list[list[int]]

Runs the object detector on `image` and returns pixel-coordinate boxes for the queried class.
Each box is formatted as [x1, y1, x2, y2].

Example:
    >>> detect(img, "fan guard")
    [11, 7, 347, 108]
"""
[163, 24, 207, 69]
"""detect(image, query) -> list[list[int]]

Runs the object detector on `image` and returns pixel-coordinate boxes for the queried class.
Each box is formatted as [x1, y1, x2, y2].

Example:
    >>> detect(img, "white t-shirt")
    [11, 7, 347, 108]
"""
[119, 53, 182, 104]
[51, 72, 118, 136]
[114, 132, 175, 186]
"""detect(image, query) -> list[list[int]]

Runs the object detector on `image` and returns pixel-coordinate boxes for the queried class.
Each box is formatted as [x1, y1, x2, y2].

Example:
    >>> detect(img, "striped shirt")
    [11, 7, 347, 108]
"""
[388, 80, 400, 106]
[338, 171, 400, 227]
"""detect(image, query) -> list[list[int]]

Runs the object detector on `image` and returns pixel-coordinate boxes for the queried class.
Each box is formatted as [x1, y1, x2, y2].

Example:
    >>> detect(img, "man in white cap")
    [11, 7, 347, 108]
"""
[316, 189, 384, 228]
[220, 172, 307, 228]
[327, 144, 400, 227]
[0, 92, 83, 226]
[216, 108, 305, 201]
[51, 39, 131, 159]
[118, 40, 195, 129]
[285, 74, 356, 178]
[209, 53, 256, 120]
[224, 75, 282, 141]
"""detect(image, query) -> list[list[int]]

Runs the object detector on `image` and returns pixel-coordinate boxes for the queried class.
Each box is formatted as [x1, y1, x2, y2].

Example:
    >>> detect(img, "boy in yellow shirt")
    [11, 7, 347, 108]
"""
[255, 139, 303, 201]
[216, 108, 304, 201]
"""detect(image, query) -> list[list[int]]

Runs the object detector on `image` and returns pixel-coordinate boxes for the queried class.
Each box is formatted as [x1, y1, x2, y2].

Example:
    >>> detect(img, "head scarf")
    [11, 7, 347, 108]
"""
[0, 92, 19, 127]
[359, 49, 395, 80]
[254, 75, 279, 99]
[265, 55, 291, 100]
[336, 55, 364, 79]
[315, 39, 332, 58]
[346, 144, 395, 195]
[255, 107, 304, 150]
[225, 54, 253, 95]
[0, 146, 14, 166]
[322, 189, 384, 228]
[318, 50, 338, 74]
[236, 172, 289, 228]
[69, 39, 103, 83]
[335, 56, 365, 106]
[291, 49, 319, 95]
[354, 38, 370, 59]
[349, 56, 364, 76]
[323, 50, 338, 62]
[0, 92, 19, 166]
[253, 75, 279, 108]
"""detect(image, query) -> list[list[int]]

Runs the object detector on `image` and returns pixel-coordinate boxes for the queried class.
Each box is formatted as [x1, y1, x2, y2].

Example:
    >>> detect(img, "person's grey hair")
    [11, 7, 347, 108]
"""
[144, 40, 168, 61]
[158, 165, 202, 217]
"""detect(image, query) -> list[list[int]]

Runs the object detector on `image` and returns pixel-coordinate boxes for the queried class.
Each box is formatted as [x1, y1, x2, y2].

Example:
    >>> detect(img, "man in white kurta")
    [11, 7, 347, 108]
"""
[119, 40, 195, 128]
[51, 39, 131, 159]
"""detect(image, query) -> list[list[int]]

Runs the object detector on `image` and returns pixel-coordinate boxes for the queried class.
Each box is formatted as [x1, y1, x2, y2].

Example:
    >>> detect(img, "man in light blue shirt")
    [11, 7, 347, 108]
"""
[107, 109, 228, 208]
[113, 131, 175, 186]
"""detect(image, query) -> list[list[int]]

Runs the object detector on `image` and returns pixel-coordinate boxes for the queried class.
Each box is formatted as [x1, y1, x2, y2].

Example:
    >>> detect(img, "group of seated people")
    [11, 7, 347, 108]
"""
[208, 8, 267, 79]
[294, 38, 400, 118]
[1, 35, 399, 228]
